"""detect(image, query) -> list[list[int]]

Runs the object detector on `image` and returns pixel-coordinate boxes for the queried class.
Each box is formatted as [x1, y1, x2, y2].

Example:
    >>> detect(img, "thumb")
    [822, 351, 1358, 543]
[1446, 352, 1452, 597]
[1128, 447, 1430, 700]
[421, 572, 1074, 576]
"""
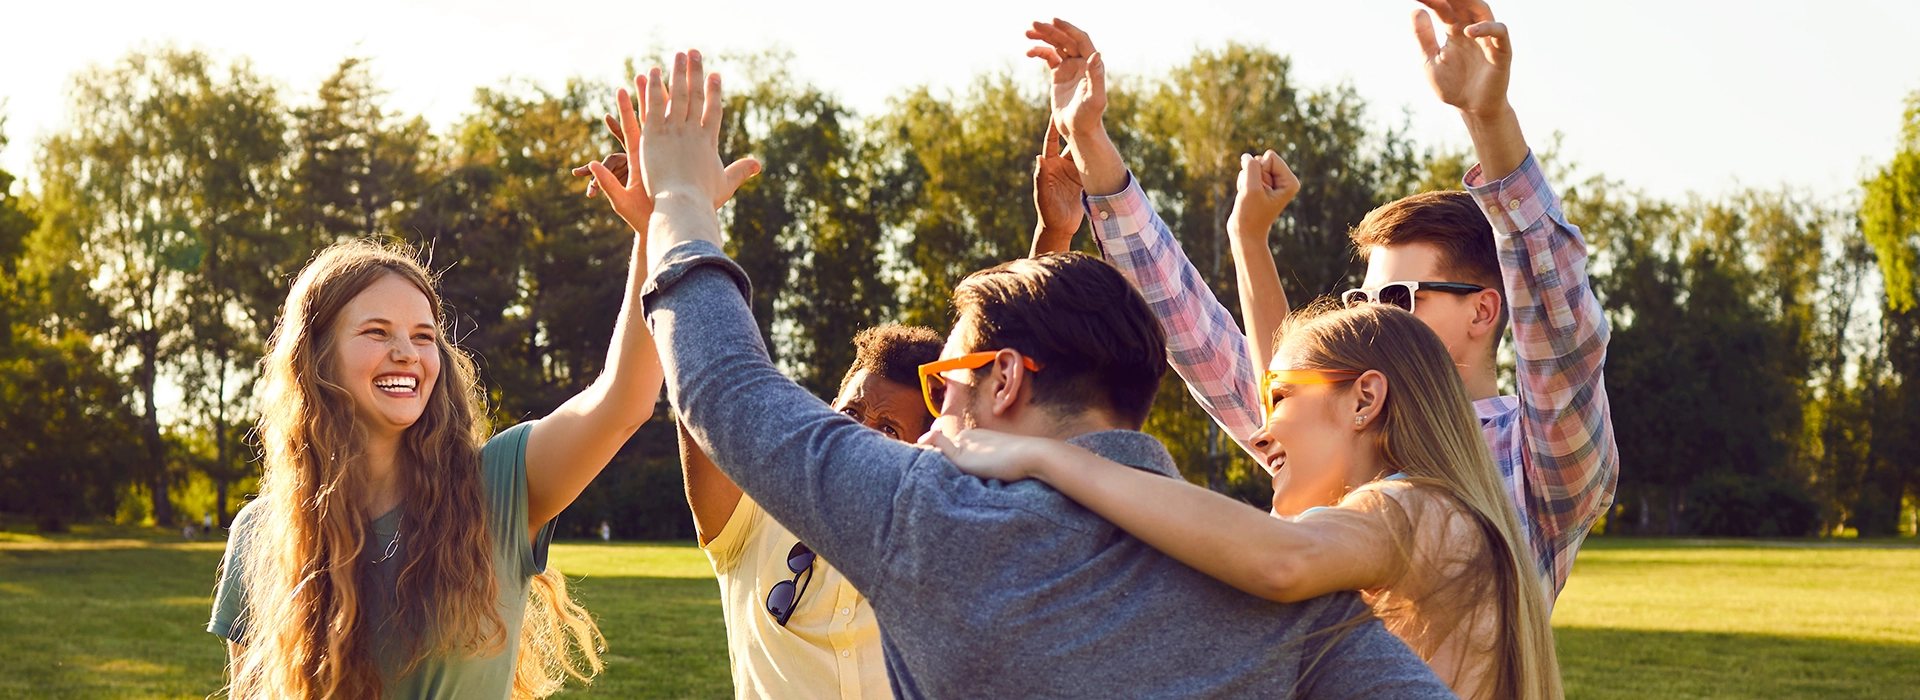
[721, 157, 762, 202]
[1085, 51, 1106, 99]
[1237, 153, 1260, 194]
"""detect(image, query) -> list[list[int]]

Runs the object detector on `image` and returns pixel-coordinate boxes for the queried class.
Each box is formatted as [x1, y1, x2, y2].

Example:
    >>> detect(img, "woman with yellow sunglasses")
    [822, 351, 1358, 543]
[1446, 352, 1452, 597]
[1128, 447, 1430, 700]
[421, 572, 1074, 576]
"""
[926, 304, 1561, 700]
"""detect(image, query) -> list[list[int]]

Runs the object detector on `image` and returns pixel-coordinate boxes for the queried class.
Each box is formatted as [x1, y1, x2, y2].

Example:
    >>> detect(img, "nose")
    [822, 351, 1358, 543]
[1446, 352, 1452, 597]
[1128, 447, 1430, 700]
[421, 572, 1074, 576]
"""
[389, 336, 419, 364]
[1249, 424, 1282, 470]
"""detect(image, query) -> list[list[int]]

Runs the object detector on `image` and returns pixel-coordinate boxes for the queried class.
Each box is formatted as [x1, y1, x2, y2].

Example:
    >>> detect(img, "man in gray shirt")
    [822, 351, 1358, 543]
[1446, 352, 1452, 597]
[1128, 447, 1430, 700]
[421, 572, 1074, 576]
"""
[606, 50, 1454, 699]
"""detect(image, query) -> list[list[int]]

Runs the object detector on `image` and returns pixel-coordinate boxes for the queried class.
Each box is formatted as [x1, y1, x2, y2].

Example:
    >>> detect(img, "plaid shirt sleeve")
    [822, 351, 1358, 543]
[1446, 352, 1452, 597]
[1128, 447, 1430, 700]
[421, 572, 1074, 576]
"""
[1466, 153, 1619, 595]
[1083, 174, 1267, 456]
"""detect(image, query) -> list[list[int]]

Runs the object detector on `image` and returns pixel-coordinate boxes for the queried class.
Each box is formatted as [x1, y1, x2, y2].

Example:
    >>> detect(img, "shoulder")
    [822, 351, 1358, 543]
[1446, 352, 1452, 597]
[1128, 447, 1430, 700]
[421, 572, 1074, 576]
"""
[483, 421, 537, 471]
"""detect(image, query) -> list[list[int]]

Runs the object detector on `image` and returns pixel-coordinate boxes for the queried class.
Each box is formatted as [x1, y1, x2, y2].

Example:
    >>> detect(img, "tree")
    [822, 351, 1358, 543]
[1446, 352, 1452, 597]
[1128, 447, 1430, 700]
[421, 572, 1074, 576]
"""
[36, 48, 282, 525]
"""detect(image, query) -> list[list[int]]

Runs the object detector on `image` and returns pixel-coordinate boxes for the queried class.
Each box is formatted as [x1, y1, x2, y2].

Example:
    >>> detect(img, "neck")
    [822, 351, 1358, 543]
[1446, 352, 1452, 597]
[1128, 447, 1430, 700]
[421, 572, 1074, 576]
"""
[1031, 408, 1129, 442]
[1463, 368, 1499, 402]
[363, 431, 403, 517]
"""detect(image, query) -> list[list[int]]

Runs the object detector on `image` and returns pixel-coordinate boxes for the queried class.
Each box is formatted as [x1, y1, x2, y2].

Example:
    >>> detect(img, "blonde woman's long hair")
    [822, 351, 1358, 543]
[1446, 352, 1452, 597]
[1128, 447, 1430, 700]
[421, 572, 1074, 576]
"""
[1281, 302, 1561, 700]
[228, 240, 603, 699]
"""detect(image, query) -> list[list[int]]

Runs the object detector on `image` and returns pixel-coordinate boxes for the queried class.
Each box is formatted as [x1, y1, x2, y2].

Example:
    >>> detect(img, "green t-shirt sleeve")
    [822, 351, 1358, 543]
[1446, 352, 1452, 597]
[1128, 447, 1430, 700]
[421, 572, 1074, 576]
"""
[483, 421, 555, 579]
[208, 500, 262, 643]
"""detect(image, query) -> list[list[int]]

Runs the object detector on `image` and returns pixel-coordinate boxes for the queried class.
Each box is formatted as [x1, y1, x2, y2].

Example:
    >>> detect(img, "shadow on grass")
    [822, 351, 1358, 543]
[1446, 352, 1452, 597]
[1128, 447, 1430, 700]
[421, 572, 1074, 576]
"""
[1558, 627, 1920, 700]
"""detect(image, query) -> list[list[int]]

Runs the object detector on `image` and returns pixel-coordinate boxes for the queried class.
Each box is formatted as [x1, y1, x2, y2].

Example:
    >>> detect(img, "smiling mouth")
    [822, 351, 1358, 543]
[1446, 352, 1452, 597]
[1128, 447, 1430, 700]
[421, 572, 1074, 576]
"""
[374, 374, 419, 397]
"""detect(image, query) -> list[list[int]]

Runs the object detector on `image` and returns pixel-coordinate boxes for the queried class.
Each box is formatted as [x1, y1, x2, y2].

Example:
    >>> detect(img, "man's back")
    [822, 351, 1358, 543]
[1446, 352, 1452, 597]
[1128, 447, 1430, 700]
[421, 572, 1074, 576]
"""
[643, 244, 1451, 699]
[867, 430, 1445, 698]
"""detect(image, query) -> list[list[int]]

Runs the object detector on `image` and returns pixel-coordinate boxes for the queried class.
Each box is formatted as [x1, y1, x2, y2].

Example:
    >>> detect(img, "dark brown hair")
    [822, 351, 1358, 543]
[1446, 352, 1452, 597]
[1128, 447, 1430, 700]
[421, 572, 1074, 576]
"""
[950, 253, 1167, 428]
[839, 324, 945, 394]
[1349, 190, 1508, 335]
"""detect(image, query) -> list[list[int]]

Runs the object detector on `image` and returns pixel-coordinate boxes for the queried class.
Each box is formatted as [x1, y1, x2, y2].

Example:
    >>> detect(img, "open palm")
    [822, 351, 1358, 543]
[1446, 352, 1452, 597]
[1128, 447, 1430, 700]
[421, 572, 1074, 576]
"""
[1414, 0, 1512, 118]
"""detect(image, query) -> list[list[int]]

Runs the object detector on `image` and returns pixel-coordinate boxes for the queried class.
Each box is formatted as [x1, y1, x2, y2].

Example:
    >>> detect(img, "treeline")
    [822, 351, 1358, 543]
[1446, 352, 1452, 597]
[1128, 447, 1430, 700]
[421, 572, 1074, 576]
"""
[1, 47, 1915, 538]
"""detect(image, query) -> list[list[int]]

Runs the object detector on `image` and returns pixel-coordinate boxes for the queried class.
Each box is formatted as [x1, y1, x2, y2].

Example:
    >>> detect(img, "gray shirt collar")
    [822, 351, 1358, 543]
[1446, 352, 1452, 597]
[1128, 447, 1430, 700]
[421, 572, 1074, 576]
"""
[1064, 430, 1180, 479]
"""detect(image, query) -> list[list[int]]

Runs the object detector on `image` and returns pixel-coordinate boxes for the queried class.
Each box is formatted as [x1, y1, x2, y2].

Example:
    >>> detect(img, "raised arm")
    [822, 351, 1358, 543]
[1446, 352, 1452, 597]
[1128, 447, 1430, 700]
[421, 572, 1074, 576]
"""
[636, 50, 928, 585]
[677, 422, 743, 545]
[1030, 123, 1084, 256]
[1227, 150, 1299, 371]
[928, 429, 1399, 603]
[527, 61, 760, 530]
[1027, 18, 1269, 453]
[1417, 0, 1617, 594]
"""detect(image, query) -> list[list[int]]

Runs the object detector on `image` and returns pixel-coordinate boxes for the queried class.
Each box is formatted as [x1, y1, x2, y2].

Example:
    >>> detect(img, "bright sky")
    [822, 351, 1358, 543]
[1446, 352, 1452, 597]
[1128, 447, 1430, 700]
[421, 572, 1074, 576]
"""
[3, 0, 1918, 202]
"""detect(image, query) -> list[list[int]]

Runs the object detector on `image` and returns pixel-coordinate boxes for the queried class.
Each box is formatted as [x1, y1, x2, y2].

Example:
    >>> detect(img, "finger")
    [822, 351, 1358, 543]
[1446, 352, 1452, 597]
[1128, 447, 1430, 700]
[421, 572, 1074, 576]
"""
[669, 52, 690, 122]
[606, 153, 630, 183]
[1465, 21, 1512, 64]
[687, 49, 707, 123]
[571, 163, 592, 177]
[1412, 9, 1442, 61]
[721, 157, 760, 200]
[1238, 153, 1259, 194]
[1052, 18, 1097, 55]
[1414, 0, 1458, 27]
[1026, 46, 1063, 69]
[587, 160, 624, 199]
[616, 88, 642, 160]
[603, 113, 625, 147]
[644, 67, 666, 126]
[1042, 121, 1060, 158]
[702, 73, 724, 138]
[1086, 51, 1106, 98]
[1026, 22, 1075, 51]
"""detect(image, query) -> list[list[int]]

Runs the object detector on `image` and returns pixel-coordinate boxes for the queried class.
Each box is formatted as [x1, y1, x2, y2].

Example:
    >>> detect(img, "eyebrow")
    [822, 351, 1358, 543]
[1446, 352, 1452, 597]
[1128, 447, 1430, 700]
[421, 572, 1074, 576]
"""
[357, 317, 435, 330]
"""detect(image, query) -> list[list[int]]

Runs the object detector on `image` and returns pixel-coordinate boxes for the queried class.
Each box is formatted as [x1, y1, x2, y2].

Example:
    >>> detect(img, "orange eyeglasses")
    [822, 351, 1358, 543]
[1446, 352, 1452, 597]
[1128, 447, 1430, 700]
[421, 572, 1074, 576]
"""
[1262, 368, 1362, 414]
[917, 351, 1045, 418]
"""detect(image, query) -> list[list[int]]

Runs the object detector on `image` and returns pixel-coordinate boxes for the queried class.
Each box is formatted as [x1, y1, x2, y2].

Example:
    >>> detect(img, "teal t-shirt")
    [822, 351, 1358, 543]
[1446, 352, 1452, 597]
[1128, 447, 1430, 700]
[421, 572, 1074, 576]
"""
[209, 422, 555, 699]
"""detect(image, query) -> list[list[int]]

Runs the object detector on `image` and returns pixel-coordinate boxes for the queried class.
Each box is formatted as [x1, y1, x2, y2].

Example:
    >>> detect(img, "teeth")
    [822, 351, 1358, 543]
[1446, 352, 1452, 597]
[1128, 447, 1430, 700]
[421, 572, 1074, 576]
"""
[375, 377, 417, 391]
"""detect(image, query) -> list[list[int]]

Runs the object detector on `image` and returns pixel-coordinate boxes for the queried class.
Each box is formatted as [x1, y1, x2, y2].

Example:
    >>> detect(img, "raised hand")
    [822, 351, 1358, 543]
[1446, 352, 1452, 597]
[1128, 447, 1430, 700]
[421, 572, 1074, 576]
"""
[587, 51, 761, 240]
[571, 114, 629, 199]
[1026, 19, 1107, 145]
[583, 87, 654, 233]
[1228, 150, 1300, 241]
[1412, 0, 1527, 180]
[1413, 0, 1510, 118]
[1030, 122, 1084, 256]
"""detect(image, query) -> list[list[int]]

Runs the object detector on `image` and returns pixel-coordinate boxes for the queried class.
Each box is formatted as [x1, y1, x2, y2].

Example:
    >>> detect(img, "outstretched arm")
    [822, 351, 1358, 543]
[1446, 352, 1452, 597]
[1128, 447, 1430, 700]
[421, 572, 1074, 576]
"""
[927, 429, 1398, 603]
[1417, 0, 1616, 596]
[528, 63, 760, 531]
[1028, 18, 1270, 452]
[1227, 150, 1299, 371]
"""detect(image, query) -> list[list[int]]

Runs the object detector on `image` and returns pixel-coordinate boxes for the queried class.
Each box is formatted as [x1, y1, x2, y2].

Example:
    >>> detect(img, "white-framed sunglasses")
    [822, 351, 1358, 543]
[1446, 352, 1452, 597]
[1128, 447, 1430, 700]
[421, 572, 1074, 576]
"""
[1342, 281, 1488, 313]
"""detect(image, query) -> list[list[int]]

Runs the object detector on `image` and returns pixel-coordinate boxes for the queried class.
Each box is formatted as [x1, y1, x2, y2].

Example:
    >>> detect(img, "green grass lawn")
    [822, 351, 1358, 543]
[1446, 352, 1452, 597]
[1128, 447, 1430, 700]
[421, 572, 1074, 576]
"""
[2, 529, 1915, 699]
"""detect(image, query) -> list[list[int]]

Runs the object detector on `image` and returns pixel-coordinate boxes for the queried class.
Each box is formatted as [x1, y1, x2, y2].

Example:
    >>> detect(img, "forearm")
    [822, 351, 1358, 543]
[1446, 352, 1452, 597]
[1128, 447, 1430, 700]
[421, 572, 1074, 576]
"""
[1461, 104, 1528, 183]
[1226, 217, 1288, 371]
[1027, 443, 1367, 602]
[1071, 128, 1127, 197]
[678, 421, 743, 546]
[644, 243, 908, 578]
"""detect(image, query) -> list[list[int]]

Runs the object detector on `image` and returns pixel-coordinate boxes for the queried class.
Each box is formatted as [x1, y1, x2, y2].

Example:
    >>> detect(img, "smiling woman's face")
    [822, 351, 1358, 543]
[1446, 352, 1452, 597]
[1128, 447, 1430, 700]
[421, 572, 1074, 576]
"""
[1252, 342, 1361, 516]
[330, 274, 441, 438]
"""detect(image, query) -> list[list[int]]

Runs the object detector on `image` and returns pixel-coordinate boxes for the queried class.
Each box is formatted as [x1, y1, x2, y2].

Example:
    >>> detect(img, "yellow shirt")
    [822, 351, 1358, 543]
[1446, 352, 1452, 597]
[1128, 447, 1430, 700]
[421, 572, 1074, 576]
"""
[703, 495, 889, 699]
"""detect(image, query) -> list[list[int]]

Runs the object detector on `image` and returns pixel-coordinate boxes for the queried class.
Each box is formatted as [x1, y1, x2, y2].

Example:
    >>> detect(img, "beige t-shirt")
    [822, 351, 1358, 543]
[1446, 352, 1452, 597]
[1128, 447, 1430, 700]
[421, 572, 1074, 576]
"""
[1295, 479, 1508, 700]
[703, 494, 888, 699]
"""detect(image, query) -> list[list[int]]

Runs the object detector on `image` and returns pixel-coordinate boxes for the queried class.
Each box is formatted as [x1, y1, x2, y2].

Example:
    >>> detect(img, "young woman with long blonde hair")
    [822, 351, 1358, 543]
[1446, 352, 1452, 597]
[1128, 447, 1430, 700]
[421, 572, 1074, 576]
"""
[929, 302, 1562, 700]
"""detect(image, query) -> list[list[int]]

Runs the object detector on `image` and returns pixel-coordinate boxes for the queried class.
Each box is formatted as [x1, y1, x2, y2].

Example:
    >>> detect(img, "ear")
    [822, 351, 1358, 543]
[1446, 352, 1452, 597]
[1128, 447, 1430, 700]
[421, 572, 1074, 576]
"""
[1465, 288, 1503, 343]
[988, 349, 1032, 418]
[1352, 369, 1389, 430]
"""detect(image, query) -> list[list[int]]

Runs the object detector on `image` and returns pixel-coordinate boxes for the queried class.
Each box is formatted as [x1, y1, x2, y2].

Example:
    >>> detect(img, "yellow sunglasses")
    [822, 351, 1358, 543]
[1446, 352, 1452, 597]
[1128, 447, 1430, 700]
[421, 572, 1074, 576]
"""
[1262, 369, 1362, 415]
[917, 351, 1045, 418]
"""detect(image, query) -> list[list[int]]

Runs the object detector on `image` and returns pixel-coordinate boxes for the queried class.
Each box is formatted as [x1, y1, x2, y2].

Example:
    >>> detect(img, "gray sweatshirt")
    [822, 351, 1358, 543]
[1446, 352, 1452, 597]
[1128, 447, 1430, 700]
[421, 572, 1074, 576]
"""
[643, 240, 1455, 699]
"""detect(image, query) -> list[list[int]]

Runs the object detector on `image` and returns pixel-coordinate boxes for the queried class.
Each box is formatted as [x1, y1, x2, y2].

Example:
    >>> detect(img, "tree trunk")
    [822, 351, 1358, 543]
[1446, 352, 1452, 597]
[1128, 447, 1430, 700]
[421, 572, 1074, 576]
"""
[139, 337, 174, 527]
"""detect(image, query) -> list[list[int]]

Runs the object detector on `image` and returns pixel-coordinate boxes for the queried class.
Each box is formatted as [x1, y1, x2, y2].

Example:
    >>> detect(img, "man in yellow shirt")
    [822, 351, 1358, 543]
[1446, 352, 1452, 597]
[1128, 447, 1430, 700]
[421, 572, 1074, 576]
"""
[678, 325, 942, 699]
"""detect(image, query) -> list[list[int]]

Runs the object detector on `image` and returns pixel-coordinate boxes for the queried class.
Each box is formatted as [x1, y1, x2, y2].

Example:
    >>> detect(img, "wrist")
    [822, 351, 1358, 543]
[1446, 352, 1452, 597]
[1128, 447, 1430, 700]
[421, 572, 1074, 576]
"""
[1227, 215, 1275, 244]
[1458, 101, 1516, 128]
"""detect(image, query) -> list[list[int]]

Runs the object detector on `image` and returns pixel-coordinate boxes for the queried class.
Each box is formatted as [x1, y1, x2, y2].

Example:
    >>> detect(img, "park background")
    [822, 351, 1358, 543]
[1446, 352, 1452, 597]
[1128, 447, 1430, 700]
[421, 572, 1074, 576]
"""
[1, 1, 1917, 698]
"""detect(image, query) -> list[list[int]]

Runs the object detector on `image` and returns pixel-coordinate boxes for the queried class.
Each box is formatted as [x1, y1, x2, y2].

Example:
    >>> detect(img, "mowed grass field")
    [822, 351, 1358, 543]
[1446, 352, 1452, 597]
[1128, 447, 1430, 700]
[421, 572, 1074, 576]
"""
[1, 529, 1915, 699]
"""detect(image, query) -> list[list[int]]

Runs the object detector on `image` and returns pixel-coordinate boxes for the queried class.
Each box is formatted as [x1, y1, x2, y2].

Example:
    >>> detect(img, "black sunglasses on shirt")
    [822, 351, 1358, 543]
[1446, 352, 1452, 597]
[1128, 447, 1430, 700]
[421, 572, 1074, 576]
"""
[765, 541, 816, 626]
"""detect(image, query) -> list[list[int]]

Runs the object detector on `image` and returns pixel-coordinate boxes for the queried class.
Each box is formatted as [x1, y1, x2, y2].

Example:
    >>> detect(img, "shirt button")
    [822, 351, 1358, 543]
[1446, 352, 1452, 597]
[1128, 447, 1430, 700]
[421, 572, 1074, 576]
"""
[841, 607, 851, 615]
[1507, 199, 1521, 212]
[1097, 210, 1110, 221]
[842, 650, 851, 658]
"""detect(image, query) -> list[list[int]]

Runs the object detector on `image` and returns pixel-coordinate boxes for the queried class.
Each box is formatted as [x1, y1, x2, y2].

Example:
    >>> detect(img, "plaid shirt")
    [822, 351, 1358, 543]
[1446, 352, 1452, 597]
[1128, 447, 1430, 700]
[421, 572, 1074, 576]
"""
[1083, 153, 1617, 601]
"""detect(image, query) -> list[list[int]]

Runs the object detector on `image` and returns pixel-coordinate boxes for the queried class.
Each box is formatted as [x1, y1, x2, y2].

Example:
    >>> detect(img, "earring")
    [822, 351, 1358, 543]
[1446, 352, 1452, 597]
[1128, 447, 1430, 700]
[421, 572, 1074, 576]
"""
[1354, 415, 1366, 425]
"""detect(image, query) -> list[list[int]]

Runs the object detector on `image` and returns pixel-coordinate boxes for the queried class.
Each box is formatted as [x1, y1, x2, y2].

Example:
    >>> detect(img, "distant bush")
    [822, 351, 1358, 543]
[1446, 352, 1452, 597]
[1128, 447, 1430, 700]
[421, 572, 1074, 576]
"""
[1685, 474, 1819, 537]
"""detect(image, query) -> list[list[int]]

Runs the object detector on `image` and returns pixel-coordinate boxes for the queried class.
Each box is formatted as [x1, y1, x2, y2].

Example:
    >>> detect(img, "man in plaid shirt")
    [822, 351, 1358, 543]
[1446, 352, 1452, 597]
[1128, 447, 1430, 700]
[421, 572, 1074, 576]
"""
[1028, 2, 1616, 602]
